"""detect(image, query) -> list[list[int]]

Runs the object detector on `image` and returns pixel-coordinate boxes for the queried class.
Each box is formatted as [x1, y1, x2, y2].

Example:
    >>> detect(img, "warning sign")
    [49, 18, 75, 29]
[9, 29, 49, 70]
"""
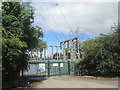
[60, 63, 63, 67]
[53, 63, 58, 66]
[36, 64, 45, 72]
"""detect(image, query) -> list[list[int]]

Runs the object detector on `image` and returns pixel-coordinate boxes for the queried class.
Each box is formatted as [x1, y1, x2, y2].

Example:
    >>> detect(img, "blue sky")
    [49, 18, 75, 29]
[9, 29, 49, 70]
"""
[26, 1, 118, 57]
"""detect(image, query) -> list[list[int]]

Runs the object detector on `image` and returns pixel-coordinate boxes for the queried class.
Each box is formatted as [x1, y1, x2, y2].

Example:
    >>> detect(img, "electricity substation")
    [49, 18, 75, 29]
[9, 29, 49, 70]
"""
[24, 37, 82, 77]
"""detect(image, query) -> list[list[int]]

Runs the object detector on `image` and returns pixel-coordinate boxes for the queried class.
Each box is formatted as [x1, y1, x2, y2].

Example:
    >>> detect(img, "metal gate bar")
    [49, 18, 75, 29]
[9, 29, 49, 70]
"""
[25, 60, 74, 77]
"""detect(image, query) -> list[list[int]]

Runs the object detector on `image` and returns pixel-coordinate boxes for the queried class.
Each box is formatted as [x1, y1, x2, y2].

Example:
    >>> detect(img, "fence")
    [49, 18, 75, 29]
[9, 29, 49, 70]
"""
[24, 60, 74, 77]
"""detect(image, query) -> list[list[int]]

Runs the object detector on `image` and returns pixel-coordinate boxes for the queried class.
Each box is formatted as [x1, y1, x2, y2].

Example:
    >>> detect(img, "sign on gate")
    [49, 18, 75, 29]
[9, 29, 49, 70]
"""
[53, 63, 58, 66]
[36, 63, 45, 72]
[60, 63, 63, 67]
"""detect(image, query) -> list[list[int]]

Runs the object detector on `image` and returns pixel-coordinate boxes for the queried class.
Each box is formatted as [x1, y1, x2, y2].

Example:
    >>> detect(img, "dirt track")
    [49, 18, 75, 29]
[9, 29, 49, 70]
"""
[29, 76, 118, 88]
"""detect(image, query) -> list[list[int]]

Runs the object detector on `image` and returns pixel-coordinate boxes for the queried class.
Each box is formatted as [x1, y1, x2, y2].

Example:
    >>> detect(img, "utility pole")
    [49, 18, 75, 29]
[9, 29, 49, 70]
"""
[73, 27, 84, 60]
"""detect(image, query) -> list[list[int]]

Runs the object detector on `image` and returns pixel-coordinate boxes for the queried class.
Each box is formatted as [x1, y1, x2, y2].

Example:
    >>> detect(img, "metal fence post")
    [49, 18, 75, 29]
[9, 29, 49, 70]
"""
[68, 60, 70, 75]
[47, 61, 50, 77]
[59, 62, 60, 75]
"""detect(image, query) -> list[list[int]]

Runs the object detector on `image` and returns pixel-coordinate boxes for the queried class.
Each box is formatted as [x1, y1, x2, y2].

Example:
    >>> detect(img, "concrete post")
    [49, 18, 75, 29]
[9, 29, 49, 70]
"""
[56, 46, 58, 60]
[63, 42, 66, 60]
[73, 42, 76, 60]
[77, 40, 80, 59]
[71, 42, 74, 60]
[52, 47, 53, 60]
[44, 48, 46, 60]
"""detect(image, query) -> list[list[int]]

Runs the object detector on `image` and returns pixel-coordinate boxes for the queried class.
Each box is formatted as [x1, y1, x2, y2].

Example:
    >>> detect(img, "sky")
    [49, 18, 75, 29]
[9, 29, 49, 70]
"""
[21, 0, 118, 57]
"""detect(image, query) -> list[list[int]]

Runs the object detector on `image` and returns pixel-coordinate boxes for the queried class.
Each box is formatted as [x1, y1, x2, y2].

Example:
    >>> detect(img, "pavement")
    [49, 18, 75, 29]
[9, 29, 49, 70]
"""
[28, 75, 118, 88]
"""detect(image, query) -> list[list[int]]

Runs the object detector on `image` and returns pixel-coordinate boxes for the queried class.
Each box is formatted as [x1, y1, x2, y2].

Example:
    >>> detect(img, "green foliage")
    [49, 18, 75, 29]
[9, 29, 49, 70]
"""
[53, 53, 63, 59]
[2, 2, 46, 80]
[75, 25, 120, 76]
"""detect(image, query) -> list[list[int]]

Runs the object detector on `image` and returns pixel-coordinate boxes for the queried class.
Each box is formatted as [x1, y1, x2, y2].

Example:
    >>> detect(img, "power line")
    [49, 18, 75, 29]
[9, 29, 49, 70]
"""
[37, 1, 63, 42]
[41, 1, 67, 40]
[55, 0, 74, 36]
[60, 31, 68, 40]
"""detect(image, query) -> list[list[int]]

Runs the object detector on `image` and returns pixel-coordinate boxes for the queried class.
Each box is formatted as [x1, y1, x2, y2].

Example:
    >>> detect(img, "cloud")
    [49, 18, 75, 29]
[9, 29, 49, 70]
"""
[31, 2, 118, 35]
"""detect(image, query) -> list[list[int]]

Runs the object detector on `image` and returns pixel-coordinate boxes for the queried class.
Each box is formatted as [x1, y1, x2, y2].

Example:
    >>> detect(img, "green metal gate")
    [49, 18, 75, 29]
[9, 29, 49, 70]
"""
[25, 60, 74, 77]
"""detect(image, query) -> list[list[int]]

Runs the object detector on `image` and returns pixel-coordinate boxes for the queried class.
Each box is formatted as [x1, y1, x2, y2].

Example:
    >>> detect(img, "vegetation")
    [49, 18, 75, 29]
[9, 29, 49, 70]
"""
[75, 25, 120, 77]
[2, 2, 46, 80]
[53, 53, 63, 59]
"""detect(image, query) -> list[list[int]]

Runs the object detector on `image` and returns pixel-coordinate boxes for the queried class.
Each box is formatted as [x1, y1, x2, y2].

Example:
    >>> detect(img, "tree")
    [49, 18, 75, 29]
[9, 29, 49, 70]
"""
[2, 2, 46, 80]
[75, 25, 120, 76]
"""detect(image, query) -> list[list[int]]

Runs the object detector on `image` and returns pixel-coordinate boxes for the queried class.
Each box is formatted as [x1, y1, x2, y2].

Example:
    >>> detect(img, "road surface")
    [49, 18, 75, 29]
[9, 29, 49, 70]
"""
[28, 76, 118, 88]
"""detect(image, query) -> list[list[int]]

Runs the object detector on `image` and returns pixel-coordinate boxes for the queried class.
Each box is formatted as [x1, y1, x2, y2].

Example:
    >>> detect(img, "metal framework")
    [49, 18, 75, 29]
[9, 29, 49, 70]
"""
[60, 37, 80, 60]
[30, 37, 80, 61]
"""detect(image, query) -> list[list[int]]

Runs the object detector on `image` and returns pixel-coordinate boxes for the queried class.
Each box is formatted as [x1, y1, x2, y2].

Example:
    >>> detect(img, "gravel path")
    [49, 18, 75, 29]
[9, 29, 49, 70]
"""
[29, 76, 118, 88]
